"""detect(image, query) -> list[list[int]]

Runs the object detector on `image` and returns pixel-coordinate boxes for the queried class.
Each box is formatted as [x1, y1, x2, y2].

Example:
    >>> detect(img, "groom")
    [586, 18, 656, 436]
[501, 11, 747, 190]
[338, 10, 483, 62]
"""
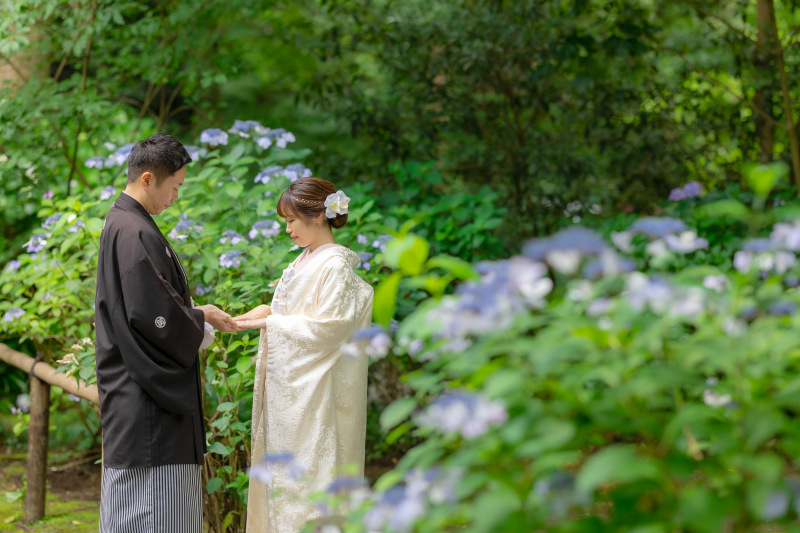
[94, 133, 237, 532]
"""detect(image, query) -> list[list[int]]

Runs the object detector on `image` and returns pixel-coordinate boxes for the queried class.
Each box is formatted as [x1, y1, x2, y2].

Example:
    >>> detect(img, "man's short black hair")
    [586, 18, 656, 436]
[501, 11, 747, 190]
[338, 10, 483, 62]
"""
[126, 133, 192, 185]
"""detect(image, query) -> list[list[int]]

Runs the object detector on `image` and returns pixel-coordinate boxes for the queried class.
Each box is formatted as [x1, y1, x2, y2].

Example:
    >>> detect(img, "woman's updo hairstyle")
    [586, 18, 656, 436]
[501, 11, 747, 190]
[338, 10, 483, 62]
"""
[276, 177, 348, 229]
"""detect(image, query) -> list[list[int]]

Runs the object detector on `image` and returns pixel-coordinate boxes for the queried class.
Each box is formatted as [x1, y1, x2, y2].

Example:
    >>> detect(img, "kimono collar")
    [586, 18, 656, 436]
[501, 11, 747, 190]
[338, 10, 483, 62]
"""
[114, 192, 161, 233]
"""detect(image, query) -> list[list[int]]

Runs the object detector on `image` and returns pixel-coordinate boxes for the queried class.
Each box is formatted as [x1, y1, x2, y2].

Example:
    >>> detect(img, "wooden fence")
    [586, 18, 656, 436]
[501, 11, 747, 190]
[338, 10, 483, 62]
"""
[0, 343, 99, 524]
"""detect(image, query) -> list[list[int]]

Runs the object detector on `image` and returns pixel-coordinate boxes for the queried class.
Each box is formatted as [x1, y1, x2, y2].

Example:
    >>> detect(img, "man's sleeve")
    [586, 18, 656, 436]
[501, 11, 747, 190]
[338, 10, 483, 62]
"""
[112, 255, 205, 415]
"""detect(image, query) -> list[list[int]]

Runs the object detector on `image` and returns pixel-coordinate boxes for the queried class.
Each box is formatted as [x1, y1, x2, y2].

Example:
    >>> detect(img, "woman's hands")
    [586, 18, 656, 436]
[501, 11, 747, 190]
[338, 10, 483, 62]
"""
[234, 304, 272, 329]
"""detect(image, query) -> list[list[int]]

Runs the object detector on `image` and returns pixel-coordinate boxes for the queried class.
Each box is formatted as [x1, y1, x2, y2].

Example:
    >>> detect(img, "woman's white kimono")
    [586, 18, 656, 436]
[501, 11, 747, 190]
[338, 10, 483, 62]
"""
[246, 245, 374, 532]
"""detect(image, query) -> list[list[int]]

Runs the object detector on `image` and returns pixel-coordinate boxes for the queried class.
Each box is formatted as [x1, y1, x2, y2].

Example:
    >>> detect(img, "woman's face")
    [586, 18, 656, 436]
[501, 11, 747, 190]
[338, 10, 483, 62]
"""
[283, 211, 324, 249]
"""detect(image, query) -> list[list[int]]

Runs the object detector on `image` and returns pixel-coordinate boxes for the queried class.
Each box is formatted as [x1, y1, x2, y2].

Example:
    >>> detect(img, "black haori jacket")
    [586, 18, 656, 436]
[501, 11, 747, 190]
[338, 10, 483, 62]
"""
[95, 193, 206, 468]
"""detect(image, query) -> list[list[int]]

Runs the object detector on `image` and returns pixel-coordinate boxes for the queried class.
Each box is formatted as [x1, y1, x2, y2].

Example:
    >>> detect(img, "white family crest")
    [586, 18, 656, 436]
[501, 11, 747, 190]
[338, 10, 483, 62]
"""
[166, 247, 171, 258]
[155, 316, 166, 328]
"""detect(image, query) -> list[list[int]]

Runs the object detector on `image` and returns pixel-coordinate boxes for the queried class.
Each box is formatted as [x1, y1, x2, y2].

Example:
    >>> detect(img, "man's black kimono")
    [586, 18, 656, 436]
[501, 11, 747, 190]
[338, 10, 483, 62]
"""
[95, 192, 206, 468]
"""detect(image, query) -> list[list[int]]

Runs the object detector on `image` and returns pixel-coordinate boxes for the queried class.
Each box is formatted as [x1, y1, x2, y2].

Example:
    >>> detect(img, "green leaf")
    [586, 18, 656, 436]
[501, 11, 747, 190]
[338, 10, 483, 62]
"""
[208, 442, 231, 456]
[472, 485, 520, 532]
[235, 356, 253, 375]
[694, 199, 749, 220]
[216, 402, 237, 412]
[373, 272, 402, 327]
[384, 235, 429, 275]
[744, 161, 788, 196]
[206, 477, 224, 493]
[380, 398, 417, 432]
[576, 445, 661, 495]
[426, 255, 479, 280]
[223, 183, 244, 198]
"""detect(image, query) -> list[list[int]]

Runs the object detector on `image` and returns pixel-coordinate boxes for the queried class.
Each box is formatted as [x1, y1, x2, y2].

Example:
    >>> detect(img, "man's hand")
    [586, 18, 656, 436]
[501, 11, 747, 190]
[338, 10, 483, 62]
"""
[196, 304, 241, 332]
[234, 304, 272, 330]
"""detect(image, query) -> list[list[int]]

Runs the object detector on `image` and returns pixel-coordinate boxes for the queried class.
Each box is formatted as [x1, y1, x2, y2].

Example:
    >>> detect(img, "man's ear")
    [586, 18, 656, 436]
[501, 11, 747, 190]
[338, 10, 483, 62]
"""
[140, 171, 154, 191]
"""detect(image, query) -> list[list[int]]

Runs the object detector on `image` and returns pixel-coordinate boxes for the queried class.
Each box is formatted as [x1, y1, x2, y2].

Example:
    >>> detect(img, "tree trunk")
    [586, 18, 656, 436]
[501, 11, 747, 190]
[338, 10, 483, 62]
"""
[754, 0, 775, 162]
[766, 0, 800, 191]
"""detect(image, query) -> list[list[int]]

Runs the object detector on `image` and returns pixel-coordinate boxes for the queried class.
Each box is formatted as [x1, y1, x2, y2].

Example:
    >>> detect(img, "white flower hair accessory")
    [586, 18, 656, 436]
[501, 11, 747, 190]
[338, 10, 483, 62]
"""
[324, 190, 350, 218]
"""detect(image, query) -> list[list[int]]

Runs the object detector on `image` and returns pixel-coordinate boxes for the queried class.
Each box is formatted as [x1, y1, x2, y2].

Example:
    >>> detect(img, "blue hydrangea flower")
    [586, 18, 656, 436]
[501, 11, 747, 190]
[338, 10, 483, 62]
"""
[283, 163, 311, 182]
[669, 181, 703, 201]
[415, 392, 507, 439]
[219, 250, 245, 268]
[4, 260, 21, 272]
[167, 215, 204, 241]
[254, 166, 284, 184]
[248, 220, 281, 239]
[771, 221, 800, 251]
[86, 156, 111, 169]
[582, 251, 636, 279]
[357, 234, 368, 245]
[230, 120, 266, 137]
[255, 128, 296, 149]
[24, 234, 48, 253]
[200, 128, 229, 147]
[256, 452, 307, 481]
[220, 231, 245, 245]
[326, 476, 368, 495]
[628, 217, 687, 238]
[109, 144, 134, 166]
[350, 326, 392, 360]
[769, 300, 798, 316]
[68, 220, 85, 233]
[100, 186, 116, 201]
[195, 284, 213, 296]
[523, 227, 609, 275]
[663, 231, 709, 254]
[42, 213, 62, 229]
[372, 235, 392, 252]
[3, 307, 25, 322]
[185, 146, 207, 161]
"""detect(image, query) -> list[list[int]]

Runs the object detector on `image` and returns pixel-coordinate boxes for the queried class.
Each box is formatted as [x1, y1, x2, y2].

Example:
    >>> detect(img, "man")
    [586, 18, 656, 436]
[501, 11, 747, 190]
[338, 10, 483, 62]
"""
[95, 133, 237, 532]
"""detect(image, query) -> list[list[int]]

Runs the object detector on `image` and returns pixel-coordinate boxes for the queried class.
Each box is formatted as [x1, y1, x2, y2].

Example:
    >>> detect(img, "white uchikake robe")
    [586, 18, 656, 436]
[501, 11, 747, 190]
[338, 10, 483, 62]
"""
[246, 245, 374, 532]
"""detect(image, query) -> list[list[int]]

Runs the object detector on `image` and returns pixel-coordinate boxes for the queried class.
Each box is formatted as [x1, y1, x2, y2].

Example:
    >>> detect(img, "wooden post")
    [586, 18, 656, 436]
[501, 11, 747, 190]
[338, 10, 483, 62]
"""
[24, 369, 50, 524]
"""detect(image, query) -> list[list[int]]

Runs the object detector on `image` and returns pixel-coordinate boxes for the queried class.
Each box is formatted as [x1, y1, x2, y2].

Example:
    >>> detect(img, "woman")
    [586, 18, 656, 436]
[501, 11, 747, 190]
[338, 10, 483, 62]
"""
[236, 177, 374, 532]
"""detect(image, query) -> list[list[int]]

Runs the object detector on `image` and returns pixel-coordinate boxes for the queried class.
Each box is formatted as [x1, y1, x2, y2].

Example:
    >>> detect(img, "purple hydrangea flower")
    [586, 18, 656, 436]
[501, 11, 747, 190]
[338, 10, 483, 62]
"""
[167, 215, 204, 241]
[254, 166, 284, 184]
[230, 120, 266, 136]
[109, 144, 134, 166]
[24, 234, 48, 253]
[5, 260, 21, 272]
[68, 219, 85, 233]
[42, 190, 54, 199]
[219, 250, 245, 268]
[42, 213, 62, 229]
[352, 326, 392, 360]
[196, 284, 213, 296]
[769, 300, 797, 316]
[628, 217, 688, 238]
[248, 220, 281, 239]
[357, 234, 368, 245]
[220, 230, 245, 245]
[255, 128, 296, 150]
[86, 156, 111, 169]
[100, 186, 116, 201]
[3, 307, 25, 322]
[185, 146, 207, 161]
[669, 181, 703, 201]
[415, 392, 507, 438]
[201, 128, 228, 147]
[283, 163, 311, 182]
[326, 476, 368, 494]
[372, 235, 392, 252]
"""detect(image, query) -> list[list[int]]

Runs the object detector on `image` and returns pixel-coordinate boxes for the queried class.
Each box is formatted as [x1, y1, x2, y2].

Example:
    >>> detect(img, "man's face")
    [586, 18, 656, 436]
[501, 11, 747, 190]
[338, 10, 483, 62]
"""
[146, 166, 186, 215]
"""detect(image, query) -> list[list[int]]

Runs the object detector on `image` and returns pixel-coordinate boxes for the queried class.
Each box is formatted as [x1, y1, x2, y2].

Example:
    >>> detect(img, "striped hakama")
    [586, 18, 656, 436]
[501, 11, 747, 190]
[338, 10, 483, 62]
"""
[99, 463, 202, 532]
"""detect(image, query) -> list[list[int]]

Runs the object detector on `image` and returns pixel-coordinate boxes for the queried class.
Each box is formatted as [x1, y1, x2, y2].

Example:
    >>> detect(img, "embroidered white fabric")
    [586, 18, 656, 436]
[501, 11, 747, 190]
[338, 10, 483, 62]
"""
[199, 322, 215, 350]
[246, 246, 374, 532]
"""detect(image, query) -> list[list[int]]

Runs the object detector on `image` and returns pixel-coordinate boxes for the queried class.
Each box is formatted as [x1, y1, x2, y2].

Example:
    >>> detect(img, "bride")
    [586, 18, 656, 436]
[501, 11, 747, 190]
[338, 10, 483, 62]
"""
[235, 177, 374, 532]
